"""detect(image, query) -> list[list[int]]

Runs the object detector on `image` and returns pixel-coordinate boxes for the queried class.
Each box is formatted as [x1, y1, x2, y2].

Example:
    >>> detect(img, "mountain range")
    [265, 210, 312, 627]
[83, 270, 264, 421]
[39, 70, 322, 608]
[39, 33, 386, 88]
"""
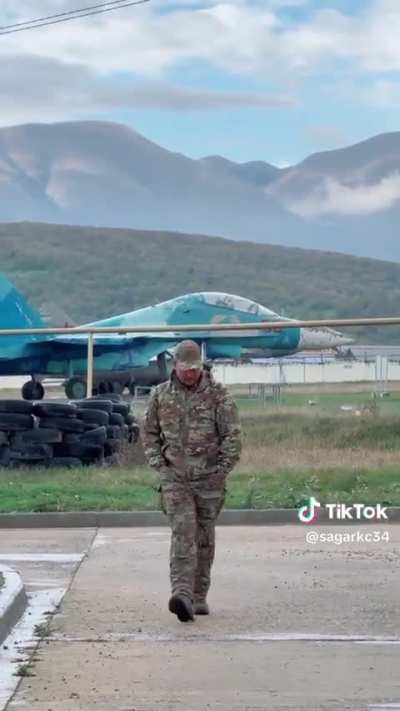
[1, 121, 400, 261]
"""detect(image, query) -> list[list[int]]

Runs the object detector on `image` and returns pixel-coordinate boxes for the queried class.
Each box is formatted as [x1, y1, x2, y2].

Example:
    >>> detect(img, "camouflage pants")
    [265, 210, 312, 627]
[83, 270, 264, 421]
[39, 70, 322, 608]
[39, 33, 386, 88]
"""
[160, 482, 226, 601]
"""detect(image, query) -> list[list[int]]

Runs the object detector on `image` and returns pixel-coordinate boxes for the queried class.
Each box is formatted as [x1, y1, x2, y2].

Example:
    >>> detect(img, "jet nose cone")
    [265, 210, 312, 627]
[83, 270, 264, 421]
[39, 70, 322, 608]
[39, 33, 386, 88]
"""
[299, 327, 354, 350]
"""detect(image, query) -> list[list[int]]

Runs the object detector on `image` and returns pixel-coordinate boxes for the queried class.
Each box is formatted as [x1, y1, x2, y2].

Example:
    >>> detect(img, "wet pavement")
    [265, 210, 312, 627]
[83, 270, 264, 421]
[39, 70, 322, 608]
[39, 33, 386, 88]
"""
[0, 525, 400, 710]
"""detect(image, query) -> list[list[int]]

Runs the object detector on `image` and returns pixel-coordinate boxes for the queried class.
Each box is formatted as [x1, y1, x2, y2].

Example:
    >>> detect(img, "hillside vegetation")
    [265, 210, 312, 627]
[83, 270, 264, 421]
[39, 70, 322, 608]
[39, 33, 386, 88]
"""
[1, 222, 399, 343]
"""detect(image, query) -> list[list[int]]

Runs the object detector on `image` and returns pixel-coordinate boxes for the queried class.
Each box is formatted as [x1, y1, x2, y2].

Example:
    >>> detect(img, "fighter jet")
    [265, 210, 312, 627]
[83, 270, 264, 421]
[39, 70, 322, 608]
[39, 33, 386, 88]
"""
[0, 273, 352, 400]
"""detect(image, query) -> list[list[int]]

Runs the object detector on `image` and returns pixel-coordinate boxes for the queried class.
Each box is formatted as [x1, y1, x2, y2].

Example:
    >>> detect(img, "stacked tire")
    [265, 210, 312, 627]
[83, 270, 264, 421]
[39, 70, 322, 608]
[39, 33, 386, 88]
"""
[0, 397, 140, 469]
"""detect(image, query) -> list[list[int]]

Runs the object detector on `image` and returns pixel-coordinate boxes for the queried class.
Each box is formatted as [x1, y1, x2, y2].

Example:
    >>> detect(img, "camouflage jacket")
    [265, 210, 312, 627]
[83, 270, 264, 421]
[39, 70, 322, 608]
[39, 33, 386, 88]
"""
[142, 369, 241, 483]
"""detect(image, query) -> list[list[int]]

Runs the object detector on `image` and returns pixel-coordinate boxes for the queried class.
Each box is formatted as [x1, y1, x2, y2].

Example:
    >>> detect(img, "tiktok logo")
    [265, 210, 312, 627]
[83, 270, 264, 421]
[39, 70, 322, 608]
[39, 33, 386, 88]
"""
[297, 496, 321, 524]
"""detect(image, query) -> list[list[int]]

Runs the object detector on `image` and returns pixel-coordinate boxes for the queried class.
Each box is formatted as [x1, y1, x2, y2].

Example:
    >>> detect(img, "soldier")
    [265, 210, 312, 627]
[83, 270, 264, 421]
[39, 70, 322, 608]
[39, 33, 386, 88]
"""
[142, 340, 242, 622]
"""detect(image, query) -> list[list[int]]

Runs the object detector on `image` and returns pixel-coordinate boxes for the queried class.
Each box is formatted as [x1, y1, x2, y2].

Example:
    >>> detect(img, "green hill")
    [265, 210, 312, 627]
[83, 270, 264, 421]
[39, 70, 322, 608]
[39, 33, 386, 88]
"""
[0, 222, 399, 344]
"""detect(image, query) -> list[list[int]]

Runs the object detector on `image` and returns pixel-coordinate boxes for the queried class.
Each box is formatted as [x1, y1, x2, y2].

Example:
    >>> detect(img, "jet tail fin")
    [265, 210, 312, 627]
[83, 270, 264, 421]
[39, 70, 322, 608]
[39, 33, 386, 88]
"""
[0, 273, 47, 346]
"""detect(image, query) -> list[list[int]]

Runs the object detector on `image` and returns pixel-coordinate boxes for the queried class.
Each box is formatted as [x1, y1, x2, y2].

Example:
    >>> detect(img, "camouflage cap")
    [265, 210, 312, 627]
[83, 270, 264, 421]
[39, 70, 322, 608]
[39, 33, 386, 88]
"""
[174, 340, 202, 369]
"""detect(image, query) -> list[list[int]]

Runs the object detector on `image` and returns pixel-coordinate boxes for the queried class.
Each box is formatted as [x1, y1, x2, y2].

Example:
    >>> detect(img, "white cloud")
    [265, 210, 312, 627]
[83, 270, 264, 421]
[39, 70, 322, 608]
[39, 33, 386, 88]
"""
[0, 0, 399, 120]
[0, 53, 296, 126]
[275, 160, 293, 168]
[1, 0, 399, 77]
[288, 173, 400, 218]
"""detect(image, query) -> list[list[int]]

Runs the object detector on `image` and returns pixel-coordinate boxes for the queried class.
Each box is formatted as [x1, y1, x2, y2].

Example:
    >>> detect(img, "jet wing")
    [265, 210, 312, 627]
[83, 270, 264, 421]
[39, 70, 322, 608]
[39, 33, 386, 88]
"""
[25, 333, 180, 369]
[50, 332, 180, 347]
[31, 328, 251, 366]
[48, 325, 266, 347]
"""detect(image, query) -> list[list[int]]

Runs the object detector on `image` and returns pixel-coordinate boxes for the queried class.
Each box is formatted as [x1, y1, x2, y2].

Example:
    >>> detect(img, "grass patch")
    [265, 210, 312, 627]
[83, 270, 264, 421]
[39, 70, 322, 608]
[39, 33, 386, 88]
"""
[226, 467, 400, 509]
[241, 411, 400, 450]
[0, 406, 400, 512]
[34, 622, 51, 639]
[13, 663, 35, 678]
[0, 467, 160, 513]
[0, 463, 399, 512]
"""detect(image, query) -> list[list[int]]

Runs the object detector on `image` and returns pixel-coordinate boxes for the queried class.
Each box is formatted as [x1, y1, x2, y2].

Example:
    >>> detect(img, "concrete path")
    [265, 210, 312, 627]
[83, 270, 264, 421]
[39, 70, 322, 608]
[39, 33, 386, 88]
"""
[1, 525, 400, 710]
[0, 529, 94, 708]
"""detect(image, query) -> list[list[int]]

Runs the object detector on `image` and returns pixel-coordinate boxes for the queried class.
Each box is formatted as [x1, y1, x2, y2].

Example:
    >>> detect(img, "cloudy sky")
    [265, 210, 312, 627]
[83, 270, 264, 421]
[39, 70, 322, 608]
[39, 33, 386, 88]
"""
[0, 0, 399, 164]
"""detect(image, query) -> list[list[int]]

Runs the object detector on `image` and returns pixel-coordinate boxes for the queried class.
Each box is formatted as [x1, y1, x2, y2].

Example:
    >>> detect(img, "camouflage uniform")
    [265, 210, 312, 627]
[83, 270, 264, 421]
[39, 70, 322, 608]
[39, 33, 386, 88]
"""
[142, 367, 241, 602]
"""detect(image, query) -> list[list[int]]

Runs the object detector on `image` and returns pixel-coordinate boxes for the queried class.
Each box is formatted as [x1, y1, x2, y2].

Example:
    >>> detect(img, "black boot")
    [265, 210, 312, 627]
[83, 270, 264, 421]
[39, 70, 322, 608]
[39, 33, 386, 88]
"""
[168, 593, 195, 622]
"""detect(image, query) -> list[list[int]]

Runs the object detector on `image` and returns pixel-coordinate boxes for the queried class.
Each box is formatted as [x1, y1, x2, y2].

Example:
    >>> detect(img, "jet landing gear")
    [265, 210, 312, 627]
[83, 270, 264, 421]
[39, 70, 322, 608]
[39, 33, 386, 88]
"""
[21, 378, 45, 401]
[63, 356, 172, 400]
[64, 377, 87, 400]
[63, 376, 128, 400]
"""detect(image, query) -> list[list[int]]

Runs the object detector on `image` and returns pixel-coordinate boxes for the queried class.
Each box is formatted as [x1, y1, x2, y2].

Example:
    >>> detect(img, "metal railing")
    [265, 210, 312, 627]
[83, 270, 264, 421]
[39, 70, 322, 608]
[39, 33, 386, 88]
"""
[1, 316, 400, 397]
